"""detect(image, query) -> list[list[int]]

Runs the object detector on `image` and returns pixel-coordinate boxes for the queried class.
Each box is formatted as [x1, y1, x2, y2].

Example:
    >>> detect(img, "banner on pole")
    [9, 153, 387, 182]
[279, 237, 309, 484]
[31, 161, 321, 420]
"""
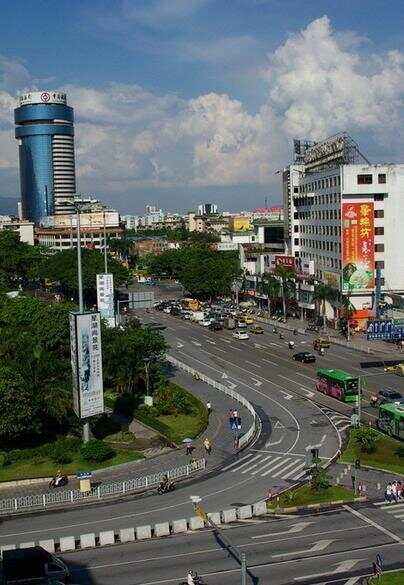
[69, 312, 104, 419]
[96, 273, 115, 319]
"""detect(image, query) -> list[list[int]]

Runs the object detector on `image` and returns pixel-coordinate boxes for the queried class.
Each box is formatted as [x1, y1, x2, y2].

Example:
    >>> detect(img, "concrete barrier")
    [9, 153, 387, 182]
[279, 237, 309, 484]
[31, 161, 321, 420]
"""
[20, 542, 35, 549]
[59, 536, 75, 552]
[120, 527, 135, 543]
[172, 519, 187, 534]
[222, 508, 237, 524]
[154, 522, 170, 537]
[136, 525, 152, 540]
[207, 512, 221, 525]
[80, 534, 96, 549]
[189, 516, 205, 530]
[99, 531, 115, 546]
[237, 505, 252, 520]
[38, 539, 55, 553]
[253, 501, 267, 516]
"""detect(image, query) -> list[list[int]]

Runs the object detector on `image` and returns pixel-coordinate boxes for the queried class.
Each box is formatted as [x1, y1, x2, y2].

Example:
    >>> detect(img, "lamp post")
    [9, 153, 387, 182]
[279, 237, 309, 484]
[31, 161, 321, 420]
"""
[103, 211, 108, 274]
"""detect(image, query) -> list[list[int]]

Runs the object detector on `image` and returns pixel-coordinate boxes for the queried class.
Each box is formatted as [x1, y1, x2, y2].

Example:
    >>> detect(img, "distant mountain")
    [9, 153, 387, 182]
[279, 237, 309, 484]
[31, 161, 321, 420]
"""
[0, 197, 18, 215]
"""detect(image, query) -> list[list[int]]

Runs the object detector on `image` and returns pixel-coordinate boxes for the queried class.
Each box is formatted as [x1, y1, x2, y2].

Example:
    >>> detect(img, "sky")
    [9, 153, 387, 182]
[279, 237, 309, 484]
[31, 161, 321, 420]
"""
[0, 0, 403, 214]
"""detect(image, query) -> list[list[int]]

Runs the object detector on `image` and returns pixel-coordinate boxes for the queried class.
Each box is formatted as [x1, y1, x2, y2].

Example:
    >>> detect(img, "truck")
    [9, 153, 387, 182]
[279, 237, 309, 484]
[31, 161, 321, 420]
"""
[0, 547, 70, 585]
[181, 298, 201, 312]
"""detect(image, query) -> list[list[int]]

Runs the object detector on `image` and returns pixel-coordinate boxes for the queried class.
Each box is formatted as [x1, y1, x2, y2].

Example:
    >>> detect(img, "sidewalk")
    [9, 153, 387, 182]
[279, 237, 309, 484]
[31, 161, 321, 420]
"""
[329, 460, 401, 500]
[0, 370, 253, 500]
[257, 315, 399, 358]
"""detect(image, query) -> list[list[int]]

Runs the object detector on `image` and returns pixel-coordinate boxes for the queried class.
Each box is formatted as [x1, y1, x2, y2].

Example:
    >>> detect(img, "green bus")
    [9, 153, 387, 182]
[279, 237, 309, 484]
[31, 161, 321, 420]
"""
[316, 368, 359, 403]
[377, 401, 404, 441]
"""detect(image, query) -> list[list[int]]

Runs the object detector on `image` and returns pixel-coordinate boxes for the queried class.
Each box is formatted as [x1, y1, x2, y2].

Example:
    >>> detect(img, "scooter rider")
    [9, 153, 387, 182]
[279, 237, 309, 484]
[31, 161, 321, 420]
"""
[187, 570, 199, 585]
[319, 347, 325, 356]
[289, 340, 295, 349]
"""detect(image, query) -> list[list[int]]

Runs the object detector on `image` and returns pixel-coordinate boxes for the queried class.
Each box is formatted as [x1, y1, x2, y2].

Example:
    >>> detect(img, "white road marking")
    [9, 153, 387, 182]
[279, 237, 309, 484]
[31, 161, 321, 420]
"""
[221, 372, 228, 379]
[221, 452, 254, 472]
[243, 455, 276, 474]
[265, 436, 284, 446]
[191, 340, 202, 347]
[272, 538, 333, 558]
[226, 381, 237, 390]
[231, 453, 263, 472]
[246, 360, 260, 367]
[294, 559, 362, 581]
[262, 357, 278, 366]
[280, 390, 293, 400]
[205, 339, 216, 345]
[345, 577, 362, 584]
[252, 378, 263, 387]
[295, 372, 317, 382]
[251, 521, 313, 539]
[272, 458, 303, 478]
[261, 458, 293, 477]
[343, 505, 403, 543]
[303, 387, 315, 398]
[280, 460, 306, 479]
[215, 347, 227, 353]
[176, 342, 184, 349]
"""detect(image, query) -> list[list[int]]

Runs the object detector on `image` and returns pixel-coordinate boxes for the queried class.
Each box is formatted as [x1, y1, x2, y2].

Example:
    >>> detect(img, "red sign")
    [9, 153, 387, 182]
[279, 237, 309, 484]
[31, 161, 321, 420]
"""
[342, 202, 374, 291]
[275, 255, 295, 269]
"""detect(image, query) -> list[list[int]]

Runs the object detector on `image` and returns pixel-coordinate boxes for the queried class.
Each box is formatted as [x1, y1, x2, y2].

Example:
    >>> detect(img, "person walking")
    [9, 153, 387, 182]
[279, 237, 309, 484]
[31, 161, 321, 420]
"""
[186, 442, 194, 456]
[385, 483, 393, 503]
[391, 481, 399, 503]
[206, 401, 212, 417]
[204, 437, 212, 456]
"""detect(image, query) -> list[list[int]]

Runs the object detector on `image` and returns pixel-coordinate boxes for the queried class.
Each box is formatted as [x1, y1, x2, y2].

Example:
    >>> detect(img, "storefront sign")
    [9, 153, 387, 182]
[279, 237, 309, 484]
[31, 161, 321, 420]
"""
[342, 202, 374, 291]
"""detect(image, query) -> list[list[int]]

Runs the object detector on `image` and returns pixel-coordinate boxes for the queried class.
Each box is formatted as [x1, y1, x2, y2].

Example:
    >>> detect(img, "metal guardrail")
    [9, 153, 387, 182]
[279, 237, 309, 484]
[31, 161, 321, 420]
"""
[0, 458, 206, 515]
[166, 355, 259, 449]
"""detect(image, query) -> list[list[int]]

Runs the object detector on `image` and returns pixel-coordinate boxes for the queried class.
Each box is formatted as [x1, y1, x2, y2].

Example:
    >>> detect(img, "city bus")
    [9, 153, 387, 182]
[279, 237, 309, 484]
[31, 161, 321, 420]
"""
[316, 368, 359, 403]
[377, 401, 404, 441]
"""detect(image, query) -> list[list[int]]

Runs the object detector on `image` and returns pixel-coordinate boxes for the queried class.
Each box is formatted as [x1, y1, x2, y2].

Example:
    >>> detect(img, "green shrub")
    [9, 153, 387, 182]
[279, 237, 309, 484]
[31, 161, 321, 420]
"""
[104, 391, 118, 410]
[80, 439, 115, 463]
[0, 451, 9, 467]
[115, 393, 138, 417]
[50, 444, 73, 465]
[91, 414, 121, 439]
[395, 446, 404, 458]
[351, 426, 381, 454]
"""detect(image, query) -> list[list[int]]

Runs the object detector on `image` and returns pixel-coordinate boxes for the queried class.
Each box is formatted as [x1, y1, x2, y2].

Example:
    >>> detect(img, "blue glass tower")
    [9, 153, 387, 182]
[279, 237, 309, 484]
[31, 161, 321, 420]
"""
[14, 91, 76, 223]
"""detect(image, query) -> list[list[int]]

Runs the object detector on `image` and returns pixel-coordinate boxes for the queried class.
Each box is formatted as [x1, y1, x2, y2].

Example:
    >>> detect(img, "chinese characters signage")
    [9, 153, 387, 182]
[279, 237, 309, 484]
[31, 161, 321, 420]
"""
[96, 273, 115, 319]
[69, 312, 104, 419]
[342, 202, 374, 291]
[275, 255, 296, 269]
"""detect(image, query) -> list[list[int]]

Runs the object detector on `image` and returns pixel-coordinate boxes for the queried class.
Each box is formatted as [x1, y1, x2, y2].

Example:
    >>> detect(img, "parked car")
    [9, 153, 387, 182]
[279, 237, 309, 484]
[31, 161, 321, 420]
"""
[377, 389, 403, 404]
[250, 325, 264, 334]
[233, 330, 250, 340]
[293, 351, 316, 363]
[209, 321, 223, 331]
[200, 318, 213, 327]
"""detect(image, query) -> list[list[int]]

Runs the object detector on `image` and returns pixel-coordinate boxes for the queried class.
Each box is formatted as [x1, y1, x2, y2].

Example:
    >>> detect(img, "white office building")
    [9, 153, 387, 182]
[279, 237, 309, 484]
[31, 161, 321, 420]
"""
[283, 133, 404, 324]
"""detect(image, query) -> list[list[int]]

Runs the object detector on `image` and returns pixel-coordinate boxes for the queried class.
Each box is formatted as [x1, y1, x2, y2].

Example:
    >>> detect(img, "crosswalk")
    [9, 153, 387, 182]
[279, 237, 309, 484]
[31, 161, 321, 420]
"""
[375, 501, 404, 523]
[223, 451, 307, 481]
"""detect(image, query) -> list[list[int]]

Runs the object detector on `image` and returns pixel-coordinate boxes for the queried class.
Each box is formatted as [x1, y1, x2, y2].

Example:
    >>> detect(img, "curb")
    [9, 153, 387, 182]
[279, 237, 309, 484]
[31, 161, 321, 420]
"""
[0, 501, 268, 555]
[267, 496, 367, 515]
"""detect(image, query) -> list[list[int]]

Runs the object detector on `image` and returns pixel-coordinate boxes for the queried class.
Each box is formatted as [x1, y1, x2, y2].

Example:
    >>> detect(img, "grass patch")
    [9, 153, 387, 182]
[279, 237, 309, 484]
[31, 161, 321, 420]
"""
[368, 571, 404, 584]
[267, 484, 354, 509]
[340, 430, 404, 475]
[0, 449, 143, 483]
[136, 382, 208, 444]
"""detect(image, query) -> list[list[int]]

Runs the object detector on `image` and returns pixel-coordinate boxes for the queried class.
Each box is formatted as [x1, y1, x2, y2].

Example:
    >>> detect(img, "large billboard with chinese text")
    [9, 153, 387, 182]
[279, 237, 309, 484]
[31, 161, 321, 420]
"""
[96, 273, 114, 319]
[342, 202, 374, 291]
[69, 312, 104, 419]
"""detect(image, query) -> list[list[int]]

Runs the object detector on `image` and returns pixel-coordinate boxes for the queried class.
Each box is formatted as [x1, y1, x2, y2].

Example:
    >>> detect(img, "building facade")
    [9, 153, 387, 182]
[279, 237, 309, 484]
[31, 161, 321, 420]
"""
[14, 91, 76, 223]
[283, 133, 404, 322]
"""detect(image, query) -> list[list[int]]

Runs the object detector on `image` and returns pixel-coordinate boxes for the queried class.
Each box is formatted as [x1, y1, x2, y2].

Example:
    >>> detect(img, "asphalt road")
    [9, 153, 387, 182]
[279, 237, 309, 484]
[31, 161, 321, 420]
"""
[57, 503, 404, 584]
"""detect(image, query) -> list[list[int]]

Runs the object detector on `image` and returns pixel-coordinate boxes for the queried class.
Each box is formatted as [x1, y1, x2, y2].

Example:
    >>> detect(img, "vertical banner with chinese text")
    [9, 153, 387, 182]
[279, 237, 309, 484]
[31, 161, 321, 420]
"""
[342, 202, 374, 291]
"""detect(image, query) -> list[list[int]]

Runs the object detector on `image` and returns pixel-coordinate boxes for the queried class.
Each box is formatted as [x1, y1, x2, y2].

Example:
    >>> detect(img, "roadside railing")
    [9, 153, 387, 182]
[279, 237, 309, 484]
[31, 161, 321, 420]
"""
[166, 355, 259, 449]
[0, 458, 206, 515]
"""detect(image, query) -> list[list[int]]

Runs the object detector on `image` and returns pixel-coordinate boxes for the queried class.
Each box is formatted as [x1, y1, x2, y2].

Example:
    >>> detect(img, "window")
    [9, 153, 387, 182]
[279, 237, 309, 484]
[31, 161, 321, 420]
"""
[375, 227, 384, 235]
[294, 225, 299, 233]
[357, 174, 373, 184]
[294, 212, 298, 219]
[380, 278, 385, 286]
[375, 261, 385, 269]
[293, 186, 299, 193]
[374, 209, 384, 218]
[294, 251, 299, 257]
[378, 173, 386, 184]
[294, 238, 299, 245]
[375, 243, 385, 252]
[374, 193, 384, 201]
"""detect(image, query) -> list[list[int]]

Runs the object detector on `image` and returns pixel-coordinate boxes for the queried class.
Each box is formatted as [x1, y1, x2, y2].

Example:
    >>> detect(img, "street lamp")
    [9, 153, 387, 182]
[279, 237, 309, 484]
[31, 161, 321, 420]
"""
[189, 496, 248, 585]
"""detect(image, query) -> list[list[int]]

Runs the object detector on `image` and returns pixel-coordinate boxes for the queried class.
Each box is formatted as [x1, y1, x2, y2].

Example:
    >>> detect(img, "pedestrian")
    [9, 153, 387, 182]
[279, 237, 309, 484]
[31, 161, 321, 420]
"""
[358, 481, 363, 497]
[391, 481, 399, 503]
[385, 483, 393, 503]
[186, 443, 194, 456]
[397, 481, 402, 500]
[203, 437, 212, 456]
[233, 409, 238, 419]
[206, 401, 212, 417]
[229, 409, 234, 428]
[234, 435, 239, 450]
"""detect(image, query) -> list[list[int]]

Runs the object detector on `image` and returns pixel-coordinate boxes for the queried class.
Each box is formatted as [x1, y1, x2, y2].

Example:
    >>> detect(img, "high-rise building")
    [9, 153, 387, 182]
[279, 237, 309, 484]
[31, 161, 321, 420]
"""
[14, 91, 76, 223]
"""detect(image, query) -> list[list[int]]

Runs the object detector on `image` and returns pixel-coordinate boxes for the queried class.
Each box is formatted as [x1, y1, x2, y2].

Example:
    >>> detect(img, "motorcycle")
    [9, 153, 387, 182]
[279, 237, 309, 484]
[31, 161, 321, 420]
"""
[49, 475, 68, 488]
[157, 480, 175, 494]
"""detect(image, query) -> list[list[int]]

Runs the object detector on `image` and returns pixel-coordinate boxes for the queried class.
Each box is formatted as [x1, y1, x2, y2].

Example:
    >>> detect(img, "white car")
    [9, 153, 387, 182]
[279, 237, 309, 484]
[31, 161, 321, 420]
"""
[233, 330, 249, 340]
[200, 318, 213, 327]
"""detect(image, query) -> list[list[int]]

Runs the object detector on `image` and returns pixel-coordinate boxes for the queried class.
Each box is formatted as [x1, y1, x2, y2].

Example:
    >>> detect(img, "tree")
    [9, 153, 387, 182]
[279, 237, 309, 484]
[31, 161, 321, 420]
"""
[313, 284, 336, 330]
[351, 426, 380, 454]
[0, 230, 43, 289]
[274, 266, 296, 320]
[39, 248, 130, 303]
[260, 274, 281, 317]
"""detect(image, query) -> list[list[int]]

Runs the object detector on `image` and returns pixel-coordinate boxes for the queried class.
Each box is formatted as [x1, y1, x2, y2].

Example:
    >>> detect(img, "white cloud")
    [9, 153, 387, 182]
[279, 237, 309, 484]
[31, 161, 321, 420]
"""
[1, 16, 404, 208]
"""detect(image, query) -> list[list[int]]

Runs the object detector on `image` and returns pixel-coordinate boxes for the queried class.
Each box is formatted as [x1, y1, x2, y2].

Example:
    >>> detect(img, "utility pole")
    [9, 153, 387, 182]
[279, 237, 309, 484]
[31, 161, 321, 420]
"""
[357, 377, 362, 426]
[76, 211, 90, 444]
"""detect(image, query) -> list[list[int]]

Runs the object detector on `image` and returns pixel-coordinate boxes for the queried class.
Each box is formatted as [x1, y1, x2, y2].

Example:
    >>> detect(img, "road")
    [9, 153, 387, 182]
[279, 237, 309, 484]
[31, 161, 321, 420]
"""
[1, 307, 403, 583]
[56, 503, 404, 584]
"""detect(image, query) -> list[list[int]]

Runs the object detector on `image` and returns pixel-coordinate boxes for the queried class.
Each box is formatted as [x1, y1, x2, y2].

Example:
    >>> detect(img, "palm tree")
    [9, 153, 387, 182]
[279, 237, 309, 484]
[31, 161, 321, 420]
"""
[274, 265, 296, 321]
[260, 274, 281, 317]
[313, 284, 336, 331]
